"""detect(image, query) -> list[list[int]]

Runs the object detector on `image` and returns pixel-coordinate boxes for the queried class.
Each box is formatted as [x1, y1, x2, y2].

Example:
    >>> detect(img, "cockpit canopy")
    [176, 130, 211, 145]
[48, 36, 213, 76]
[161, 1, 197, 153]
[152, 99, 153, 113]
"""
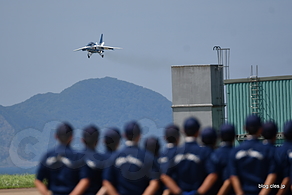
[87, 42, 96, 46]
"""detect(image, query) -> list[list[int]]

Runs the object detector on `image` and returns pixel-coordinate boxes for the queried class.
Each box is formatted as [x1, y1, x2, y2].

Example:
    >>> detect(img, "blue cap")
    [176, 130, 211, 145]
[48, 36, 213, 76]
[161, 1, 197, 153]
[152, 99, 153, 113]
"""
[262, 121, 278, 140]
[201, 127, 217, 146]
[164, 124, 180, 143]
[184, 117, 201, 136]
[220, 123, 235, 142]
[144, 136, 160, 156]
[83, 125, 99, 145]
[284, 120, 292, 140]
[124, 121, 141, 140]
[104, 127, 121, 150]
[245, 114, 262, 134]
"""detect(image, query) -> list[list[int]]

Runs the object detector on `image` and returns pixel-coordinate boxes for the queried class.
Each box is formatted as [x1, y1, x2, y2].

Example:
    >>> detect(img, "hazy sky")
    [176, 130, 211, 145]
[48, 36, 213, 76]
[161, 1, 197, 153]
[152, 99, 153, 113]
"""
[1, 1, 291, 106]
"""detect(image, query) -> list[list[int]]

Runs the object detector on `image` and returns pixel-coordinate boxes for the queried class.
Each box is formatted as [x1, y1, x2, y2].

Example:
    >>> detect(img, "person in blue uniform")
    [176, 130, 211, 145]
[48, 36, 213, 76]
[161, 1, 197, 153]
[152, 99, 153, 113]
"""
[277, 120, 292, 195]
[103, 127, 121, 166]
[35, 122, 90, 195]
[201, 127, 217, 150]
[200, 123, 235, 195]
[162, 117, 211, 195]
[287, 121, 292, 193]
[262, 121, 278, 146]
[96, 127, 121, 195]
[159, 124, 180, 174]
[197, 127, 218, 195]
[103, 121, 160, 195]
[159, 124, 180, 195]
[144, 136, 161, 157]
[229, 115, 277, 195]
[81, 125, 105, 195]
[261, 121, 280, 195]
[144, 136, 164, 195]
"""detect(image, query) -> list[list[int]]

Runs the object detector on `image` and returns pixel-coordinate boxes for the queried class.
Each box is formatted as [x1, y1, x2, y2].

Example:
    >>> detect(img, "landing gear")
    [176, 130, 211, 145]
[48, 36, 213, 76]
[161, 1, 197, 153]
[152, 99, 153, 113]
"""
[87, 52, 92, 58]
[87, 54, 90, 58]
[98, 51, 104, 58]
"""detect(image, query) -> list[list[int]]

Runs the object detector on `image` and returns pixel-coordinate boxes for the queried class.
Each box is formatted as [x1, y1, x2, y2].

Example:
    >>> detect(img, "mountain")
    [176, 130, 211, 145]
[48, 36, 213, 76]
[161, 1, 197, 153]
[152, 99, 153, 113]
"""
[0, 77, 172, 131]
[0, 77, 172, 168]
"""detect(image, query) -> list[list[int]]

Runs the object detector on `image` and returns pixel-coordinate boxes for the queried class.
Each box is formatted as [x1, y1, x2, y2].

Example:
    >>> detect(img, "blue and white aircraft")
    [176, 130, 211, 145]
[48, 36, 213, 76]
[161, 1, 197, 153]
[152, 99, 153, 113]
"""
[74, 34, 122, 58]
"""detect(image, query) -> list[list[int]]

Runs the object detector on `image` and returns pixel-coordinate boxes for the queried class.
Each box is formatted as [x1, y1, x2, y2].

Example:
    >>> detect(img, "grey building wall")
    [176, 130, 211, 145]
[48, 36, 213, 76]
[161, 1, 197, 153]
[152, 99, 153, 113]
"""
[171, 65, 225, 131]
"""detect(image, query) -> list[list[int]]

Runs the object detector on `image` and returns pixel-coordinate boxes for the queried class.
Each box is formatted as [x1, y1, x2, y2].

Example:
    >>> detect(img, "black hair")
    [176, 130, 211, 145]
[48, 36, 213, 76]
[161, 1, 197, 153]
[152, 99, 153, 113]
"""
[83, 125, 99, 148]
[262, 121, 278, 140]
[165, 124, 180, 143]
[284, 121, 292, 141]
[104, 128, 121, 152]
[144, 136, 160, 157]
[56, 122, 73, 144]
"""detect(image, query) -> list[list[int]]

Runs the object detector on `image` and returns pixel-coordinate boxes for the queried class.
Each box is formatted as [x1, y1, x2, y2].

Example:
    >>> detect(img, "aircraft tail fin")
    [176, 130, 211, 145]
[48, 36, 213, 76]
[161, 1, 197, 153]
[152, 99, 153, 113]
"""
[99, 34, 104, 46]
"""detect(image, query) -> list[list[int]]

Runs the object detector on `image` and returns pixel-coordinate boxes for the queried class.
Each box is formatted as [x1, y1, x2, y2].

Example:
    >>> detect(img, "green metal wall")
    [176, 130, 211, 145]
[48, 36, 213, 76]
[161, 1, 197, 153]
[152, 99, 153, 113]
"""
[225, 78, 292, 136]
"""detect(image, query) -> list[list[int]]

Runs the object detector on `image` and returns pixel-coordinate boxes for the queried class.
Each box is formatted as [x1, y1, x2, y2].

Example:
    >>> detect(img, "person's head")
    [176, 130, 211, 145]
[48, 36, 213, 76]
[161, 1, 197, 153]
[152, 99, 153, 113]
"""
[104, 127, 121, 152]
[220, 123, 236, 142]
[164, 124, 180, 145]
[82, 125, 99, 149]
[245, 114, 262, 135]
[144, 136, 160, 157]
[201, 127, 217, 148]
[262, 121, 278, 141]
[56, 122, 73, 145]
[283, 120, 292, 141]
[183, 117, 201, 137]
[124, 121, 141, 142]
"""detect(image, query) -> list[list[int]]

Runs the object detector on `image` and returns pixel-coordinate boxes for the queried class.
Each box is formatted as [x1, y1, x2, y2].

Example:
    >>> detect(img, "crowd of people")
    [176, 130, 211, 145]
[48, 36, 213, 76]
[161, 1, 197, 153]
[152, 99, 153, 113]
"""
[34, 115, 292, 195]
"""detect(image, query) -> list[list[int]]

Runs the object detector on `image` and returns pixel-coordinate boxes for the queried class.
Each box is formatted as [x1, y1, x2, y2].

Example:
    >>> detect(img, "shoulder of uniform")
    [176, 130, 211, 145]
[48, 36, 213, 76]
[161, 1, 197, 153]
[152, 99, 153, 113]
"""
[39, 151, 54, 163]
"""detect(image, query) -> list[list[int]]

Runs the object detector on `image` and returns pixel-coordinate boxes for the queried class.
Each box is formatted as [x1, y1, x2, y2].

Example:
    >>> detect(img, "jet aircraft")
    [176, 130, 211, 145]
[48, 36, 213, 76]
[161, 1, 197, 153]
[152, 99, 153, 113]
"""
[74, 34, 122, 58]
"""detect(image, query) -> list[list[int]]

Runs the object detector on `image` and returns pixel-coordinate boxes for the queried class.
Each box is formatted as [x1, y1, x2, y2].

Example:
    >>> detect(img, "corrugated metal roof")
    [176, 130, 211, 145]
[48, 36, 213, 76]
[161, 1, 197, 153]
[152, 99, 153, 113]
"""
[224, 75, 292, 84]
[225, 77, 292, 136]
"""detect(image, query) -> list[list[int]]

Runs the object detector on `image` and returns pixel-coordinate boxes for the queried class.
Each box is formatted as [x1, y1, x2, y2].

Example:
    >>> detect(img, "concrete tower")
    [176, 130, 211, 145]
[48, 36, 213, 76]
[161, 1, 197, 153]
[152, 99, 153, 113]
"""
[171, 64, 225, 130]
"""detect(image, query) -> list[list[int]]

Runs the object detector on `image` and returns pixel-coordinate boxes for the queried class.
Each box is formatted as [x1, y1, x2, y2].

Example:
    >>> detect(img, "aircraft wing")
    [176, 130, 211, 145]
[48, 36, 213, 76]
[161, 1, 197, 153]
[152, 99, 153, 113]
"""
[73, 46, 90, 51]
[98, 46, 122, 50]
